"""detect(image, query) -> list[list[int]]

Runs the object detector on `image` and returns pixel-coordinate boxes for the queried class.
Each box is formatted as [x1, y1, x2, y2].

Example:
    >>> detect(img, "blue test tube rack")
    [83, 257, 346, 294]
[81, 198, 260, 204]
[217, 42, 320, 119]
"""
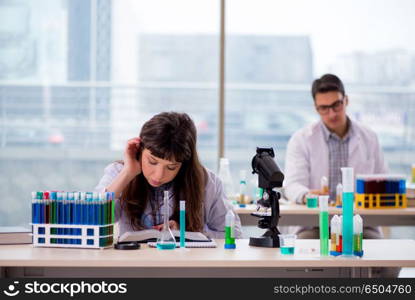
[31, 191, 115, 249]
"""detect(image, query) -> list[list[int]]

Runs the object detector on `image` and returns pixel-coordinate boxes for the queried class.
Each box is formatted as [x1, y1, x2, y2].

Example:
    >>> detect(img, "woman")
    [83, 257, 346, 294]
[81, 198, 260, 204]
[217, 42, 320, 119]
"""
[95, 112, 242, 239]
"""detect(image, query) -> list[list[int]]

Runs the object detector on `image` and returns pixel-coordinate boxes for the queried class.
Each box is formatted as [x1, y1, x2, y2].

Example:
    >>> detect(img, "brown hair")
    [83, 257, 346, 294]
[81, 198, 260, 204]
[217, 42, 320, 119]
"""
[311, 73, 345, 100]
[120, 112, 206, 232]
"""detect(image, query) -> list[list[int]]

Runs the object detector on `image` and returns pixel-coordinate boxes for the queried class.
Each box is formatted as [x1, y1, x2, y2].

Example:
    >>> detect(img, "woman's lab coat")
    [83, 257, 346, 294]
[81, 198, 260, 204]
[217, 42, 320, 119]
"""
[95, 162, 243, 239]
[284, 119, 387, 204]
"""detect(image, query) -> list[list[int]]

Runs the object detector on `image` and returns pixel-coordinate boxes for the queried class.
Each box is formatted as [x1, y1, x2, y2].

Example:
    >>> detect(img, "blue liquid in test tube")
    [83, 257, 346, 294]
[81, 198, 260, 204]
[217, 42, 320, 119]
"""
[341, 167, 354, 256]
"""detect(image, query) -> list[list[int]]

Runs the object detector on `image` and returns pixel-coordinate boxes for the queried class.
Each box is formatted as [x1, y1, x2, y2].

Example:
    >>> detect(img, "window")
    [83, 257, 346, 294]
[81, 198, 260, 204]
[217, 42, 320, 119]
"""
[1, 0, 414, 228]
[225, 0, 415, 192]
[0, 0, 219, 227]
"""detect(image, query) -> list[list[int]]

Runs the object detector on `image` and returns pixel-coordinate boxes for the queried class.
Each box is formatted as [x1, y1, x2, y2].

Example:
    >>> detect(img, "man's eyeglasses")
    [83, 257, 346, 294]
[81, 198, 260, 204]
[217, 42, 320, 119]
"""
[315, 98, 345, 115]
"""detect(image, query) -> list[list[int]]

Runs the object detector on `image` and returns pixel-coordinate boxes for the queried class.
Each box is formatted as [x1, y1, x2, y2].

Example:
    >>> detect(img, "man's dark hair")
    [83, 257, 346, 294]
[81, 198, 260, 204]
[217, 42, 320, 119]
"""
[311, 74, 345, 100]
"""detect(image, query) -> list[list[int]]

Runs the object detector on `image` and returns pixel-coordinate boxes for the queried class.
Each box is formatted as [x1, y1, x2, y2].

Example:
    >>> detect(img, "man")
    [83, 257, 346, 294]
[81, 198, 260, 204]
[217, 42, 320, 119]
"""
[284, 74, 386, 239]
[284, 74, 402, 277]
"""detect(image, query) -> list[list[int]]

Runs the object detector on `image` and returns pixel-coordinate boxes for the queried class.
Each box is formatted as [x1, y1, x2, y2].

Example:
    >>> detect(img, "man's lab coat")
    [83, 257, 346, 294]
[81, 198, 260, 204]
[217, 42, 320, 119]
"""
[284, 119, 387, 204]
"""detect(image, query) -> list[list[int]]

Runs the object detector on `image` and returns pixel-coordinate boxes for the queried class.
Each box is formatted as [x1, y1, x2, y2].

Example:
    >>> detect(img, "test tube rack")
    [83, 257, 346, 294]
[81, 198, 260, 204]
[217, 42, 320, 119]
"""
[355, 174, 407, 209]
[31, 191, 116, 249]
[355, 193, 407, 209]
[32, 223, 114, 249]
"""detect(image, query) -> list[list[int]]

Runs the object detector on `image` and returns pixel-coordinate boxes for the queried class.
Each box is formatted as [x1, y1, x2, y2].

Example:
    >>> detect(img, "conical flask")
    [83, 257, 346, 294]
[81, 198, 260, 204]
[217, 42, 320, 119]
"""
[156, 190, 177, 250]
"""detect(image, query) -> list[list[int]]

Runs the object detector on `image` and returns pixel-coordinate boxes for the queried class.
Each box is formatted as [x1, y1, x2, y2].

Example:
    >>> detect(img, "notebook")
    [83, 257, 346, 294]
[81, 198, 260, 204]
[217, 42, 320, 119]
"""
[147, 240, 217, 248]
[118, 229, 211, 243]
[0, 226, 32, 245]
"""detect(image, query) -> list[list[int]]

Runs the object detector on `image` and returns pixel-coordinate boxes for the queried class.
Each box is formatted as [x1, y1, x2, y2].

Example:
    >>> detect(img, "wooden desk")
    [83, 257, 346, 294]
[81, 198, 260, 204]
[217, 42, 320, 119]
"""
[236, 204, 415, 226]
[1, 239, 414, 278]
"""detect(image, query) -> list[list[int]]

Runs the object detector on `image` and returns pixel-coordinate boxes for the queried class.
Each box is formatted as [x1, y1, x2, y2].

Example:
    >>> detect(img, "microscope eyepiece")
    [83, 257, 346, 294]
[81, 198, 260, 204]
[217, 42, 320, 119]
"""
[251, 147, 284, 189]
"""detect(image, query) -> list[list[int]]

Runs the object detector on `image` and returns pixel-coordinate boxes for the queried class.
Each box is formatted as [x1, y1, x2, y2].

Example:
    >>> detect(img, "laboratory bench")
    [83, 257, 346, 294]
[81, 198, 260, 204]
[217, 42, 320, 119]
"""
[236, 204, 415, 226]
[1, 239, 415, 278]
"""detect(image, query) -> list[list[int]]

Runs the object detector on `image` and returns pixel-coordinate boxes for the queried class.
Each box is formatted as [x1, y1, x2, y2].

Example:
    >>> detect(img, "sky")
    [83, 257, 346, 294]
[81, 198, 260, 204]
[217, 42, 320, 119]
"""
[4, 0, 415, 80]
[126, 0, 415, 75]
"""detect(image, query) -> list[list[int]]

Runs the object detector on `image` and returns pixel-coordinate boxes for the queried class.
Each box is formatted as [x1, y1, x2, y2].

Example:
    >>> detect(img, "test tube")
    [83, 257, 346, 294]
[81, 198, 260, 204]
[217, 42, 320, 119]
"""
[81, 192, 87, 225]
[330, 215, 341, 256]
[105, 192, 111, 225]
[93, 192, 99, 225]
[37, 192, 44, 224]
[48, 191, 53, 224]
[111, 192, 115, 224]
[44, 191, 50, 224]
[321, 176, 329, 194]
[58, 192, 65, 243]
[67, 192, 73, 225]
[224, 209, 236, 249]
[73, 192, 79, 225]
[75, 192, 81, 241]
[71, 192, 77, 226]
[50, 192, 57, 225]
[353, 214, 364, 257]
[99, 192, 105, 225]
[341, 167, 354, 256]
[336, 183, 343, 207]
[50, 191, 57, 243]
[56, 192, 61, 240]
[238, 170, 247, 205]
[180, 200, 186, 248]
[31, 192, 36, 224]
[86, 192, 93, 225]
[63, 192, 69, 243]
[67, 192, 74, 241]
[54, 192, 59, 227]
[319, 195, 329, 256]
[59, 192, 65, 225]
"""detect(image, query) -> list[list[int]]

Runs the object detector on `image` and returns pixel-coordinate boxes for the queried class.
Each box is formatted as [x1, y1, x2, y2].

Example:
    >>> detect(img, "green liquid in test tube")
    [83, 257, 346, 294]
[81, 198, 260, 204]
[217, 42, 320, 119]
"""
[319, 195, 329, 256]
[111, 192, 115, 224]
[224, 209, 236, 249]
[353, 214, 364, 257]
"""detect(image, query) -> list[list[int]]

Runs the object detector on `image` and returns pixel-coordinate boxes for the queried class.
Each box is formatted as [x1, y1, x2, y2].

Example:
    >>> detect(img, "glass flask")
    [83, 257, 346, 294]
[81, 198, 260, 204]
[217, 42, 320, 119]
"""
[156, 191, 177, 250]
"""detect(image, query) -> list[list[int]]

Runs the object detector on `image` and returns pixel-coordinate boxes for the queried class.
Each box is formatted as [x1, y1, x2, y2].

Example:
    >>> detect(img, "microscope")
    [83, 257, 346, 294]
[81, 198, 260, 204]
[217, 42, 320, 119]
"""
[249, 147, 284, 248]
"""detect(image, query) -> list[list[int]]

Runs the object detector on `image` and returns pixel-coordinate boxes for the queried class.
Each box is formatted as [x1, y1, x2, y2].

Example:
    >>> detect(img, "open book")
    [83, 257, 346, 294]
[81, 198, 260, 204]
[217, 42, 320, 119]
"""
[147, 240, 217, 248]
[118, 229, 211, 243]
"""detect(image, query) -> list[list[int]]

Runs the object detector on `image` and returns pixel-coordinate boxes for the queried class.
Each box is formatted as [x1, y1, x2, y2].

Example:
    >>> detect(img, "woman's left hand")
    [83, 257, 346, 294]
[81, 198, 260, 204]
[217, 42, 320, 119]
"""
[153, 220, 179, 231]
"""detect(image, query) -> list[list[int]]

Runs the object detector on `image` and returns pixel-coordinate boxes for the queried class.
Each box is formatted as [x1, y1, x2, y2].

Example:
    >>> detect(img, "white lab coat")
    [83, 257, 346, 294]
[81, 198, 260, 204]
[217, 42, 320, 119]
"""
[284, 119, 387, 204]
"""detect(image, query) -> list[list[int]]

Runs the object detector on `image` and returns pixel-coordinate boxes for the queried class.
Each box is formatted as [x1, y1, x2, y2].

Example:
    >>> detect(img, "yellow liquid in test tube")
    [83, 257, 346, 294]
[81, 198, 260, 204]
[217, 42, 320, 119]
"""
[321, 176, 329, 194]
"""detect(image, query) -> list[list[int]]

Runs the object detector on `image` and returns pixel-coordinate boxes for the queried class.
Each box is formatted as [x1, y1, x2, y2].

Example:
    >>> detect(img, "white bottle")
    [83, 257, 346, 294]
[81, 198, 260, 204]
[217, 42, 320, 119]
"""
[218, 158, 235, 202]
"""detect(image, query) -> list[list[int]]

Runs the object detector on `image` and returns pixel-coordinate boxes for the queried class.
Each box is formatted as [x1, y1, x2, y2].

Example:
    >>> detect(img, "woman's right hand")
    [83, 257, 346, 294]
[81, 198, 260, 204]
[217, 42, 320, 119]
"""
[123, 137, 142, 177]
